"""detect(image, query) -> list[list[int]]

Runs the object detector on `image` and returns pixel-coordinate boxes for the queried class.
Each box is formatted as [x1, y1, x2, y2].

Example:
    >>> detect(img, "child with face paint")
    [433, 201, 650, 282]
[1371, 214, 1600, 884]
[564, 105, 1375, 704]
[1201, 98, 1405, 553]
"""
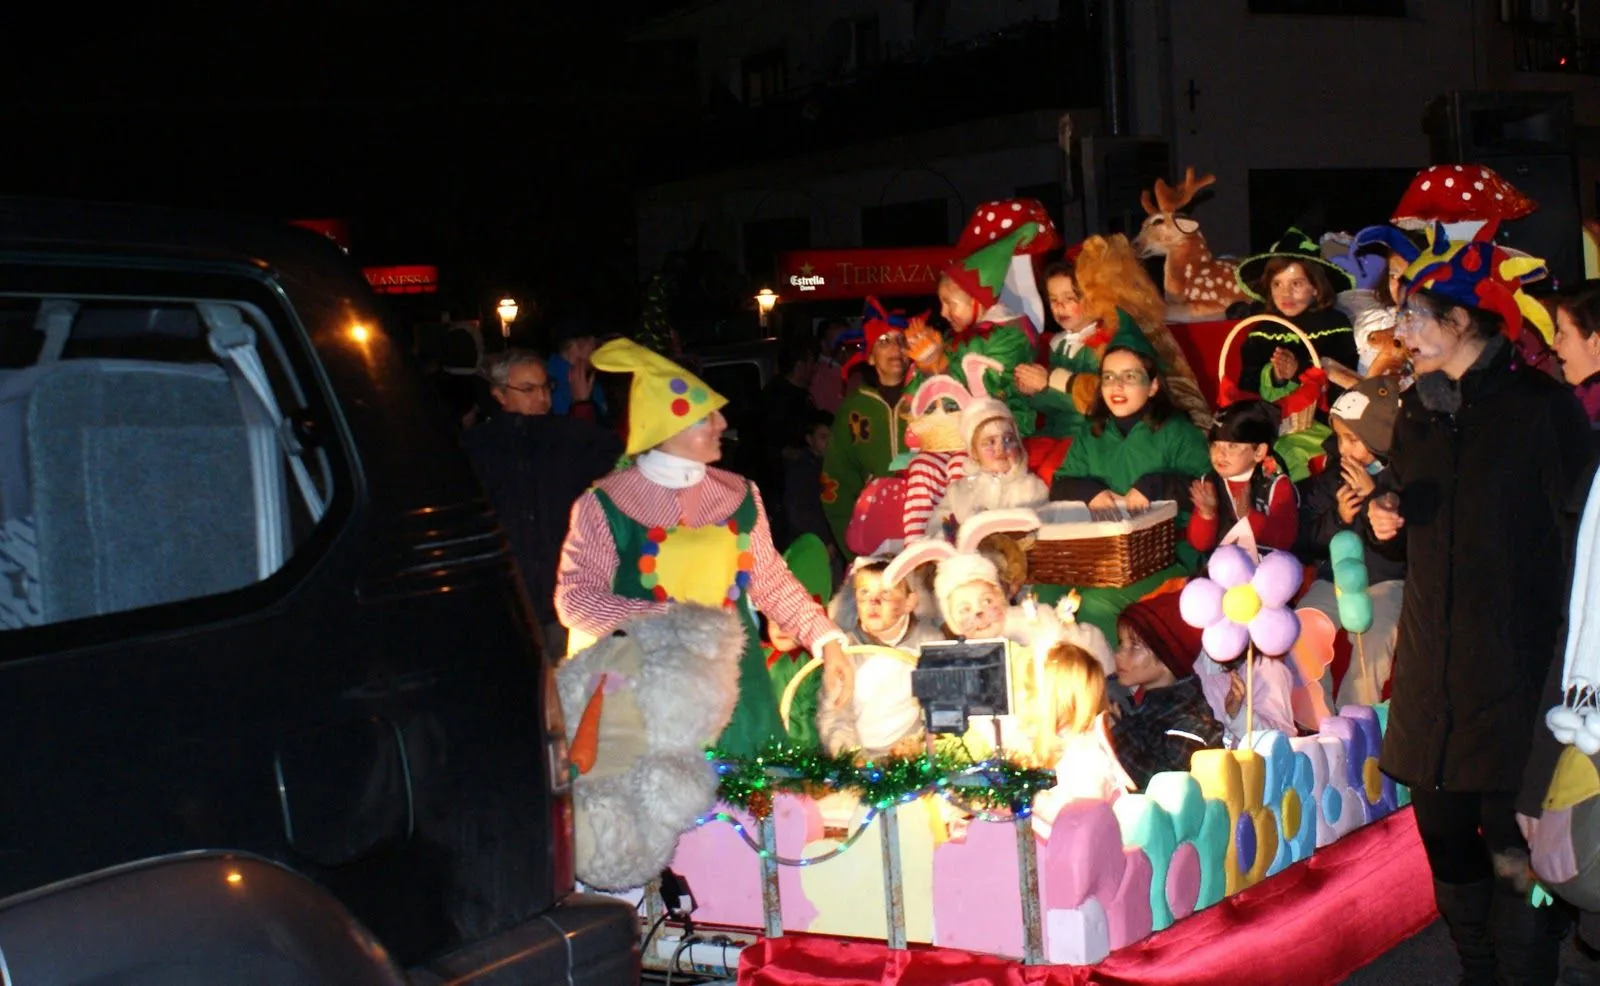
[926, 397, 1048, 535]
[1187, 400, 1298, 554]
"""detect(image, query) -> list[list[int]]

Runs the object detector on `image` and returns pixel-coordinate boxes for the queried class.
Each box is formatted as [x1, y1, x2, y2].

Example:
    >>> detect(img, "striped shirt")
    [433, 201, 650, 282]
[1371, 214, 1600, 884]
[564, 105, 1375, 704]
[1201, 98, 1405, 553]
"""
[902, 450, 969, 540]
[555, 466, 844, 650]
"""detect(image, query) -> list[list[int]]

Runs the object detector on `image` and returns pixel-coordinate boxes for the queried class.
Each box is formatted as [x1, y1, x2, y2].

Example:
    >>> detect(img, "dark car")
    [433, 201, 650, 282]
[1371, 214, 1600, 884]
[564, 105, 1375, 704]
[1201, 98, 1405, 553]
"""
[0, 199, 639, 983]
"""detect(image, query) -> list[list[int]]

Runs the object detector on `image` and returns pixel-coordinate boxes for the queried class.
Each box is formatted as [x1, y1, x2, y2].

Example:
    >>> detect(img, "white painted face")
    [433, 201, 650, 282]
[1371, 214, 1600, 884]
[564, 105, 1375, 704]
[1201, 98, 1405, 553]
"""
[947, 580, 1006, 638]
[1394, 301, 1467, 377]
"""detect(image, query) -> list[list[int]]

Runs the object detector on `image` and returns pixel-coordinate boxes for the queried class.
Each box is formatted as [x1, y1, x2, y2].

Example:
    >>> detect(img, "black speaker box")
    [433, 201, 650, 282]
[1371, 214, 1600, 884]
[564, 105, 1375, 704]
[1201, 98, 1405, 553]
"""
[1425, 91, 1583, 287]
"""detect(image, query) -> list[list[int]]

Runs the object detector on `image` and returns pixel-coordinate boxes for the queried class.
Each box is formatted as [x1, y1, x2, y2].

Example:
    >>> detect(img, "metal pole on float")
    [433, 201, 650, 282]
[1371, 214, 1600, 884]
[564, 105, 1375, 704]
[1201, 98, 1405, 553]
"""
[1017, 810, 1045, 964]
[759, 814, 783, 939]
[880, 804, 907, 950]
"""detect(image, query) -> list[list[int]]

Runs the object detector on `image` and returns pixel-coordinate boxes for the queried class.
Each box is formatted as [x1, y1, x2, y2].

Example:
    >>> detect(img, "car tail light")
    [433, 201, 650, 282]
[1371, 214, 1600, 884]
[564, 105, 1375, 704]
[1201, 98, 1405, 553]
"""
[544, 659, 577, 894]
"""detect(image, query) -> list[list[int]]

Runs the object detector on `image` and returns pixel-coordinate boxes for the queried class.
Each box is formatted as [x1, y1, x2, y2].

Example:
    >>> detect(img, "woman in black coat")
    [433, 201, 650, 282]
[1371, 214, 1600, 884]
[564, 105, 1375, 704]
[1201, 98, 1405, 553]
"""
[1368, 243, 1591, 984]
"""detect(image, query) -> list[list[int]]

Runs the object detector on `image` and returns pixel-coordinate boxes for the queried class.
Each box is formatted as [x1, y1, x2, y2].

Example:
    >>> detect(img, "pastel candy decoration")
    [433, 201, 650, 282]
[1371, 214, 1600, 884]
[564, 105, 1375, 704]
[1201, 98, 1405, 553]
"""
[1329, 531, 1374, 634]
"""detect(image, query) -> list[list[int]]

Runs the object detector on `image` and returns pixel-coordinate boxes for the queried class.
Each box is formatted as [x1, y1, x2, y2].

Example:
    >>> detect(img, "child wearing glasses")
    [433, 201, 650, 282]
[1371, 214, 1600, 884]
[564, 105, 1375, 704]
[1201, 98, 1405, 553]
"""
[1186, 400, 1298, 554]
[927, 394, 1048, 533]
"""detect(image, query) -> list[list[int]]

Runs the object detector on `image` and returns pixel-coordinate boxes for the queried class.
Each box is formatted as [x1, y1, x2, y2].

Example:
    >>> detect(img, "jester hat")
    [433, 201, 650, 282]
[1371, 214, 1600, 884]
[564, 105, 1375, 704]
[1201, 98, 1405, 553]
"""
[592, 337, 727, 455]
[1396, 222, 1553, 342]
[840, 296, 913, 384]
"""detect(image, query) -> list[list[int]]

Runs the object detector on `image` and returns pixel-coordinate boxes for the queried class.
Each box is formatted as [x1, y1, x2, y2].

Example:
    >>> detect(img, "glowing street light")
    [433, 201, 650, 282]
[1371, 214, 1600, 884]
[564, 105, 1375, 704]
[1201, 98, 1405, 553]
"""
[755, 288, 778, 329]
[496, 297, 520, 338]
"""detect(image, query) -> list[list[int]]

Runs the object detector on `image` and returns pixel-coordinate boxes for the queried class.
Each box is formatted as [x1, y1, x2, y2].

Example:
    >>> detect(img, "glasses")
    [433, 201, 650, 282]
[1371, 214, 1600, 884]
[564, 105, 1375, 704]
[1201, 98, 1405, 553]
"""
[1398, 306, 1437, 327]
[503, 381, 552, 394]
[1101, 369, 1151, 387]
[873, 333, 906, 351]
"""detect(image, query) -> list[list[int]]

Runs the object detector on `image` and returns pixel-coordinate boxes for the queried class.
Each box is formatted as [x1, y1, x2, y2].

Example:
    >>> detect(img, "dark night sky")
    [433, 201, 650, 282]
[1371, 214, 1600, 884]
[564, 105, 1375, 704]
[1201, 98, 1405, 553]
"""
[2, 2, 694, 322]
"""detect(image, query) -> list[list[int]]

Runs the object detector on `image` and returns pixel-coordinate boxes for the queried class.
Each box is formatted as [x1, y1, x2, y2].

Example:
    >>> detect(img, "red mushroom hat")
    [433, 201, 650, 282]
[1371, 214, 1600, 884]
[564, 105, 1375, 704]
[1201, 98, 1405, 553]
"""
[945, 198, 1062, 335]
[955, 198, 1061, 258]
[1391, 164, 1537, 240]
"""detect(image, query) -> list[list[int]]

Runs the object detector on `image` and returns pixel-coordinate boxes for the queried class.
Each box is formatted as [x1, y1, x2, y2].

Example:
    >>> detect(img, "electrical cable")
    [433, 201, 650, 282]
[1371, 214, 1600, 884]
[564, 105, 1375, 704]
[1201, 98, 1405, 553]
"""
[665, 934, 701, 986]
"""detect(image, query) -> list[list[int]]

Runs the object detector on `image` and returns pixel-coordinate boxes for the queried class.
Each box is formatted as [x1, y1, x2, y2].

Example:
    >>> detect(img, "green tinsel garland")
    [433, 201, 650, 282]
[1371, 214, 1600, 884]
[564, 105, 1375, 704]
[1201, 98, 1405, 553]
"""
[707, 740, 1057, 817]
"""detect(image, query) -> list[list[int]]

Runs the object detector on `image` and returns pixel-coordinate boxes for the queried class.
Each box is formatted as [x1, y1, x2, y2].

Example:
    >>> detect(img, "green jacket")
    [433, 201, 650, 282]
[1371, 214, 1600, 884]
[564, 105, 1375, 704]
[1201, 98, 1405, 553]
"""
[949, 318, 1037, 437]
[1054, 415, 1212, 501]
[1030, 311, 1150, 438]
[821, 384, 908, 553]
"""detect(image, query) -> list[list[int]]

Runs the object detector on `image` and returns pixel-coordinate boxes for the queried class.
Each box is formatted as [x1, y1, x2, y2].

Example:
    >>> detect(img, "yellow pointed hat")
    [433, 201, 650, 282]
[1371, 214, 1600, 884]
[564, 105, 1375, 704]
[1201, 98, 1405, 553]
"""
[592, 338, 727, 455]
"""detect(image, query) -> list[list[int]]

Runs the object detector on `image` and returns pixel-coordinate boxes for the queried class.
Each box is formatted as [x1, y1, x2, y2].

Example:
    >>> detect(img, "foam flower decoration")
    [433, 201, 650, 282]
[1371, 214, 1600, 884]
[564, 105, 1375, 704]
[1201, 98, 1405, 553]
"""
[1180, 545, 1303, 661]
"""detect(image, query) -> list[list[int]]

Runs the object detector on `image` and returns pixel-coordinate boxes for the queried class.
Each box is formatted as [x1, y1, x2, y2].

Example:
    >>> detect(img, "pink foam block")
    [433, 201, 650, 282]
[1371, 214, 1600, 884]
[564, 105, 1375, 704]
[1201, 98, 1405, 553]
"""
[1038, 800, 1127, 910]
[1107, 846, 1155, 950]
[931, 816, 1024, 956]
[1166, 841, 1202, 921]
[667, 796, 821, 931]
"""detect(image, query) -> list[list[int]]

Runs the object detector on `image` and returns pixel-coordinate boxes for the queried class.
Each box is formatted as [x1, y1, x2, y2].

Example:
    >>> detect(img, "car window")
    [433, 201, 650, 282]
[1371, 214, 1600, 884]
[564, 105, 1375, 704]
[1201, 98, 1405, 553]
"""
[0, 293, 334, 631]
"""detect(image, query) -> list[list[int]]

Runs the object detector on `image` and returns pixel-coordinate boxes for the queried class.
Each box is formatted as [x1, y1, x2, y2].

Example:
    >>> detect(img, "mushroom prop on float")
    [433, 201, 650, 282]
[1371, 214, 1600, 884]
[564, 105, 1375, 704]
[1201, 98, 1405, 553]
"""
[1392, 164, 1538, 245]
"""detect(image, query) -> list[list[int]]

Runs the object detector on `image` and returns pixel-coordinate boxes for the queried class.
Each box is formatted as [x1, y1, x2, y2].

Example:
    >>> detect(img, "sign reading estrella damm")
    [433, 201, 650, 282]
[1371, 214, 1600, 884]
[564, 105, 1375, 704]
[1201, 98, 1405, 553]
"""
[775, 247, 953, 301]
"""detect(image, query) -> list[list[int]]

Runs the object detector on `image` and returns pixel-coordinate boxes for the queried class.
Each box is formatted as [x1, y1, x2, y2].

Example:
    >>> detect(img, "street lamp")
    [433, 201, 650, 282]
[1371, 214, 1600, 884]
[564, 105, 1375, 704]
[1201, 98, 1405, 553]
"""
[496, 296, 519, 339]
[755, 288, 778, 329]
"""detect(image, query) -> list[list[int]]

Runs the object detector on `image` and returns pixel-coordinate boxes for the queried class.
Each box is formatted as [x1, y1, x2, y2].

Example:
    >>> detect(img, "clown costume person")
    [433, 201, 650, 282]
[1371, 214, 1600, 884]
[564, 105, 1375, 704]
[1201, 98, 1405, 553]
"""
[555, 340, 850, 757]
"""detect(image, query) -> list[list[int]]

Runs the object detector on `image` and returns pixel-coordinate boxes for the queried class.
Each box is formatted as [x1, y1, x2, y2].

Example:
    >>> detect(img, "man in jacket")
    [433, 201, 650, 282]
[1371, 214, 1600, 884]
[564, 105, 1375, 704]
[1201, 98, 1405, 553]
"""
[820, 316, 910, 557]
[464, 350, 622, 657]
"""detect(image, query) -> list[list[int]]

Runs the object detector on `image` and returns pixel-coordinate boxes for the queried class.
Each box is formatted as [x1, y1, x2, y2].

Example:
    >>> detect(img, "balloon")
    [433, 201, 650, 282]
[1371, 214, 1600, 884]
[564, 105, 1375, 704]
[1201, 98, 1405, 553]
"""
[1336, 592, 1374, 634]
[1203, 619, 1250, 662]
[1208, 544, 1255, 589]
[1249, 606, 1301, 656]
[1222, 584, 1263, 625]
[1253, 550, 1303, 609]
[1180, 578, 1225, 629]
[1333, 559, 1369, 594]
[1328, 530, 1365, 566]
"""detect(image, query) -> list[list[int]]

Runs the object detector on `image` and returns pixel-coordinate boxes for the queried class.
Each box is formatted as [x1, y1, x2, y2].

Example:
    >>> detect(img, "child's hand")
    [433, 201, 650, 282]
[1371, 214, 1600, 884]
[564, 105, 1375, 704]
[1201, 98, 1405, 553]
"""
[1340, 456, 1376, 498]
[1270, 347, 1300, 384]
[1336, 484, 1363, 525]
[1088, 490, 1119, 512]
[1368, 493, 1404, 541]
[1014, 363, 1048, 395]
[1125, 487, 1150, 514]
[1224, 671, 1246, 718]
[1190, 478, 1217, 519]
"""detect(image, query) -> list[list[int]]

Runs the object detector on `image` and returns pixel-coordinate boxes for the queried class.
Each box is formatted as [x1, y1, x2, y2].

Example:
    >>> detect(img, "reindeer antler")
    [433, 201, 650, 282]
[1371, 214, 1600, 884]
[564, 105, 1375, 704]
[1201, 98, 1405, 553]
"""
[1154, 167, 1217, 214]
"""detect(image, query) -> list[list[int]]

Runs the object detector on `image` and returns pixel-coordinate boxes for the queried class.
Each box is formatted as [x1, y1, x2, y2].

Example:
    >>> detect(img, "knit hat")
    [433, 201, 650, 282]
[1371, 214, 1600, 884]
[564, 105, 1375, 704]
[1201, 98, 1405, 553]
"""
[782, 534, 832, 606]
[933, 553, 1003, 630]
[591, 338, 727, 455]
[1236, 227, 1356, 303]
[1116, 590, 1203, 679]
[1329, 375, 1402, 457]
[1209, 399, 1281, 448]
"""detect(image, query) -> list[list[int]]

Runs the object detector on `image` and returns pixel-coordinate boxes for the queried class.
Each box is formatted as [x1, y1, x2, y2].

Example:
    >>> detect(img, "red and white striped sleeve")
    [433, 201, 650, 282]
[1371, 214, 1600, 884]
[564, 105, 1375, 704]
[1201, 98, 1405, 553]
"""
[901, 453, 950, 540]
[554, 490, 670, 637]
[746, 484, 846, 652]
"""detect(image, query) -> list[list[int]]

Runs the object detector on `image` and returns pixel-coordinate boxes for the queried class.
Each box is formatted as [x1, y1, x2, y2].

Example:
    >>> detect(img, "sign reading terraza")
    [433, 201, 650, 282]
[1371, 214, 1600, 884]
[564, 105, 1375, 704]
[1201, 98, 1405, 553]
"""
[775, 247, 952, 301]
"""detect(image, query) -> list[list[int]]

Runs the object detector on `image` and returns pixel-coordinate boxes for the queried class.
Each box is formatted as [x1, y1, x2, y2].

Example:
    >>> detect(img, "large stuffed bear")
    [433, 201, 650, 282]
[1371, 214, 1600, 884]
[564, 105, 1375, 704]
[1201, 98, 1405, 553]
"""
[556, 603, 743, 890]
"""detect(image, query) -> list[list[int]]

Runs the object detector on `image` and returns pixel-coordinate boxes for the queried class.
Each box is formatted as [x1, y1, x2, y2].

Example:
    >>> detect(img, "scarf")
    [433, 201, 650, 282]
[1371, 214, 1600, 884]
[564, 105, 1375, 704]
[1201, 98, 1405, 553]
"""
[636, 449, 706, 489]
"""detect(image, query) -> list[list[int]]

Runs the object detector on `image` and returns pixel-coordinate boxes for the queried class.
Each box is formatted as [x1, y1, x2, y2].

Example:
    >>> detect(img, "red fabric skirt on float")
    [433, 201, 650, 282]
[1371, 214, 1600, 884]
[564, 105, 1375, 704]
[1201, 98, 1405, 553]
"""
[737, 807, 1434, 986]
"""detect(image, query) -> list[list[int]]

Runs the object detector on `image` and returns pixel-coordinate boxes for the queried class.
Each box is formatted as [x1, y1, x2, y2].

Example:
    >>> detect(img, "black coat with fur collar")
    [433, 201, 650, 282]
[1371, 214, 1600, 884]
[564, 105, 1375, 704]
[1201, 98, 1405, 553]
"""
[1376, 341, 1592, 792]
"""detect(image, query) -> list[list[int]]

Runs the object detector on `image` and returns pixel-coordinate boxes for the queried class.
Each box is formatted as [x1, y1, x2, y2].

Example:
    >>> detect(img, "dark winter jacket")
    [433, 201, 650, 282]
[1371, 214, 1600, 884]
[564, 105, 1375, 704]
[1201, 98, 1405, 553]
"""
[462, 412, 623, 626]
[1375, 341, 1592, 793]
[1296, 434, 1406, 585]
[1108, 675, 1224, 790]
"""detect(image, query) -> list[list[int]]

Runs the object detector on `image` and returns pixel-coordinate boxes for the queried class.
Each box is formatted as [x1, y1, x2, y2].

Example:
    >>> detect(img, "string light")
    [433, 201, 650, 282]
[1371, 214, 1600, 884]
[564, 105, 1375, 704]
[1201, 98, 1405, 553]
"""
[695, 808, 881, 867]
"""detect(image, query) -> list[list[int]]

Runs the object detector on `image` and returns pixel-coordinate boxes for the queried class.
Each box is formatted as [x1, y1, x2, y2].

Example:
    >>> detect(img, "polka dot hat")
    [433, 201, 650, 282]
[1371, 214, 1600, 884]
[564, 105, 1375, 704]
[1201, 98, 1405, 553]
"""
[590, 338, 728, 455]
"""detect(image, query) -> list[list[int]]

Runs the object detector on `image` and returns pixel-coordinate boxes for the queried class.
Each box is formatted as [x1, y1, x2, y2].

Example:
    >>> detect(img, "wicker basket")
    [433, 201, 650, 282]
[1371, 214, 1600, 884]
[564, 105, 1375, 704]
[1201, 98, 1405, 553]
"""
[1026, 501, 1178, 589]
[1220, 314, 1324, 435]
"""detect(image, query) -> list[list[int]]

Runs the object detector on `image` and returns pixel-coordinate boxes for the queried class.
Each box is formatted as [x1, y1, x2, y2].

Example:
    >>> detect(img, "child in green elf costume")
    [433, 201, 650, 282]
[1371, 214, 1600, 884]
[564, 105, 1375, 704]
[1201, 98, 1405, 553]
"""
[764, 534, 834, 749]
[1041, 340, 1212, 643]
[937, 199, 1061, 439]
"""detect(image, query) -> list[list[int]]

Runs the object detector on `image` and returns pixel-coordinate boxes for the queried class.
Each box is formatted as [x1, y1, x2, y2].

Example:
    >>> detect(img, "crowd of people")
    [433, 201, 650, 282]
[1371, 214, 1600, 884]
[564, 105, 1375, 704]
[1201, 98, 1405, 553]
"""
[456, 191, 1600, 983]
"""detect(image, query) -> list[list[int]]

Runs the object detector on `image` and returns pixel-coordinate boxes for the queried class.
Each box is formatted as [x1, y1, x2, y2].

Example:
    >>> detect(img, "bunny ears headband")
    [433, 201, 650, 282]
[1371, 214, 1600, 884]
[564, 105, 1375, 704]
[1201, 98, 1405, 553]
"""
[884, 508, 1042, 610]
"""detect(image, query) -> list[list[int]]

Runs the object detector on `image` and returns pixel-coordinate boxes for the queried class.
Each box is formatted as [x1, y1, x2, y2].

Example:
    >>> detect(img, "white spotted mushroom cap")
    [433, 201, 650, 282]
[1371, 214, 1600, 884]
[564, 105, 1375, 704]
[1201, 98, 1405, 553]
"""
[1391, 164, 1537, 230]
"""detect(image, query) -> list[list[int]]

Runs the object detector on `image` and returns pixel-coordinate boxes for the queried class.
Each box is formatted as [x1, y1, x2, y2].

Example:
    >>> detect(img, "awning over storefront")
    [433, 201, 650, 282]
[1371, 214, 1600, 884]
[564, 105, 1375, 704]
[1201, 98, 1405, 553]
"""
[774, 246, 952, 301]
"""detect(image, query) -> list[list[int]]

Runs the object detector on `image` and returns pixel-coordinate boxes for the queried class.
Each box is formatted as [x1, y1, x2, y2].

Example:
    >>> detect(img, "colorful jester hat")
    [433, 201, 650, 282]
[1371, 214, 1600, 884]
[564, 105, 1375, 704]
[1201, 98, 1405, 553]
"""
[946, 198, 1063, 332]
[1393, 222, 1553, 343]
[840, 296, 912, 384]
[591, 337, 727, 455]
[1355, 222, 1554, 343]
[782, 534, 833, 607]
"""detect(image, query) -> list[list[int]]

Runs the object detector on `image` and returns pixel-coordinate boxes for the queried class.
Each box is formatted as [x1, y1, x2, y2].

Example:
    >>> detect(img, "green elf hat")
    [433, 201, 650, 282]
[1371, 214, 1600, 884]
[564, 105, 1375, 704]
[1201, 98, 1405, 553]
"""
[782, 534, 833, 606]
[1236, 226, 1356, 303]
[941, 223, 1043, 313]
[1104, 308, 1155, 360]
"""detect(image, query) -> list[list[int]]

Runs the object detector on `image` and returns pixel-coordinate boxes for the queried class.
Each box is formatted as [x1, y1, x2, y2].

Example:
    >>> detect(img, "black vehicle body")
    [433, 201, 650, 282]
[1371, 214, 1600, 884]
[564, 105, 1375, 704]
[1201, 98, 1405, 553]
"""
[0, 198, 638, 983]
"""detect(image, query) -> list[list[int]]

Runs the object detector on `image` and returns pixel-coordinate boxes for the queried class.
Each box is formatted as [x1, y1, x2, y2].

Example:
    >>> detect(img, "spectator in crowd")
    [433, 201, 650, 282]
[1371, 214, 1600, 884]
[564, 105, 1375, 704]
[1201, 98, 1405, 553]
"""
[464, 350, 622, 658]
[821, 317, 910, 557]
[547, 317, 607, 420]
[810, 318, 853, 414]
